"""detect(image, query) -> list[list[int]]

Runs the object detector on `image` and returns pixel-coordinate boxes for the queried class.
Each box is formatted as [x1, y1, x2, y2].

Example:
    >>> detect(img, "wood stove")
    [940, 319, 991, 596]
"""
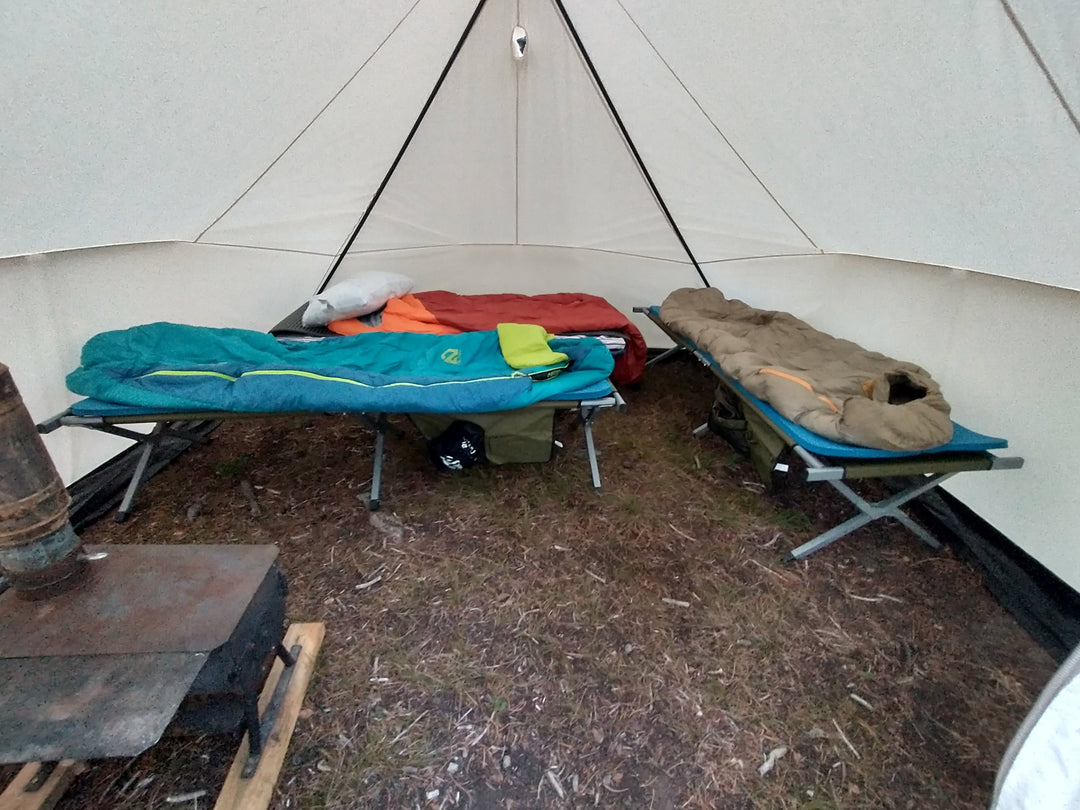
[0, 544, 290, 770]
[0, 363, 294, 775]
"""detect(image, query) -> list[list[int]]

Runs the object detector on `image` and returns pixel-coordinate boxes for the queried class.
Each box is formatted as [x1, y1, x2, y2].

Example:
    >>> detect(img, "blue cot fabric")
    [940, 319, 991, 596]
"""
[67, 323, 614, 415]
[646, 306, 1008, 459]
[747, 389, 1006, 458]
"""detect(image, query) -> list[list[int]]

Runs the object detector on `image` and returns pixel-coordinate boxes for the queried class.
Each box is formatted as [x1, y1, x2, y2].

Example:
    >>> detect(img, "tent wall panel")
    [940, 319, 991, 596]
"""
[199, 0, 484, 255]
[335, 244, 702, 320]
[513, 0, 686, 259]
[343, 0, 520, 253]
[563, 0, 819, 261]
[1006, 0, 1080, 119]
[344, 0, 691, 261]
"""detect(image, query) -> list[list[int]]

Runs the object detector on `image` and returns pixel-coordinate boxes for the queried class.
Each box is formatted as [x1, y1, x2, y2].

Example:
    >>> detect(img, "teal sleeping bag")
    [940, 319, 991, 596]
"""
[66, 323, 614, 414]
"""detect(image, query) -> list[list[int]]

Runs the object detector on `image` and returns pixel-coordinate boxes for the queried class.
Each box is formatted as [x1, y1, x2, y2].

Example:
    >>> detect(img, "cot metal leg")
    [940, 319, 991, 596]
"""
[368, 414, 386, 511]
[579, 406, 603, 490]
[645, 346, 685, 367]
[787, 471, 954, 561]
[115, 423, 167, 522]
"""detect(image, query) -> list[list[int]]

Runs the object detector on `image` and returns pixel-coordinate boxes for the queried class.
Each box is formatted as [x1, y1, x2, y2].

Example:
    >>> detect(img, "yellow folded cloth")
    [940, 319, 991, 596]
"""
[496, 323, 569, 371]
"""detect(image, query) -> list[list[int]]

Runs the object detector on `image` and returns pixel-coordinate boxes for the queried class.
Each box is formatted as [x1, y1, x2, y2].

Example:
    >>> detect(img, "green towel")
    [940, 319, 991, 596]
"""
[496, 323, 569, 373]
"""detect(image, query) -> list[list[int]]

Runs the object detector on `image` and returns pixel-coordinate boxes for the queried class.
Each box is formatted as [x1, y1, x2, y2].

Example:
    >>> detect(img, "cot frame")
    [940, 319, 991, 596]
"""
[38, 390, 625, 521]
[635, 306, 1023, 560]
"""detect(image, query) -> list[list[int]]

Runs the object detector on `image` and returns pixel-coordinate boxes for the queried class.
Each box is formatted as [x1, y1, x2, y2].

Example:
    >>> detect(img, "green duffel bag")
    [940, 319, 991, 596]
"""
[410, 408, 555, 465]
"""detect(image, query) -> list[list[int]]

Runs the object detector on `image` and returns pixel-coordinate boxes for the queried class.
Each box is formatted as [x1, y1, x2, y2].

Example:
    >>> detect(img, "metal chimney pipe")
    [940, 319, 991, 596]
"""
[0, 363, 85, 597]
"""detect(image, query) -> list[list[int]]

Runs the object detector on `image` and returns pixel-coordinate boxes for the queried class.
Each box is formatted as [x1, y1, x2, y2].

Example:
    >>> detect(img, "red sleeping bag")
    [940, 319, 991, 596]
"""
[329, 290, 646, 386]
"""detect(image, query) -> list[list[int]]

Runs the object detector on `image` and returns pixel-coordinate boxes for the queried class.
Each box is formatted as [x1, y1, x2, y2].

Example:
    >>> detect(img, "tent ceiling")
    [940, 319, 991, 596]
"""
[562, 0, 819, 262]
[207, 0, 708, 263]
[4, 0, 1078, 291]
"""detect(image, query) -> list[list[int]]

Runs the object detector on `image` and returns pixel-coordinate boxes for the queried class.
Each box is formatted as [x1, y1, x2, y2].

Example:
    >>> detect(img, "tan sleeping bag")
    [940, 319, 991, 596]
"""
[660, 287, 953, 451]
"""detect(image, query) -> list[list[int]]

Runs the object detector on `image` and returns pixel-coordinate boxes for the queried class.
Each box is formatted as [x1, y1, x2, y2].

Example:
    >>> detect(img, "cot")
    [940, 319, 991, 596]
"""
[637, 306, 1023, 560]
[40, 322, 625, 519]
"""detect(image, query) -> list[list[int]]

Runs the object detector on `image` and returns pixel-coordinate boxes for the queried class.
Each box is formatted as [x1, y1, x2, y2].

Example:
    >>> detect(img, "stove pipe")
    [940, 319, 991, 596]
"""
[0, 364, 85, 597]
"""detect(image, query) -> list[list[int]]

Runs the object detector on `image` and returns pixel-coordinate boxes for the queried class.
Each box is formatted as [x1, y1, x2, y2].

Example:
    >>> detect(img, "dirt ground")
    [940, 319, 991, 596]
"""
[26, 354, 1056, 809]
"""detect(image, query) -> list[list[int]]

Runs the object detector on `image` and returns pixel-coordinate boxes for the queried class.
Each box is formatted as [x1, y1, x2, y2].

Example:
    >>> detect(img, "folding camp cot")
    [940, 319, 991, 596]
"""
[38, 379, 625, 521]
[42, 320, 626, 520]
[636, 306, 1023, 560]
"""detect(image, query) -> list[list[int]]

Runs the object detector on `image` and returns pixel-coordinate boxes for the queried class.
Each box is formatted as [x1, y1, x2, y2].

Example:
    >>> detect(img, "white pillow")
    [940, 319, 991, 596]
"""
[301, 272, 414, 327]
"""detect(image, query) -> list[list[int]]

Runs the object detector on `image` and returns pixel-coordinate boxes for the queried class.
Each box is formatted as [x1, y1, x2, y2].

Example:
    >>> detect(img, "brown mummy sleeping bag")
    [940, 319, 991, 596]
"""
[659, 287, 953, 451]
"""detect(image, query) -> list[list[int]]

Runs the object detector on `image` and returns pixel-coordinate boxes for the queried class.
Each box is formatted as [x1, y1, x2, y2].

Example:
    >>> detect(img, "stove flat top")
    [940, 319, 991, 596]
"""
[0, 544, 281, 763]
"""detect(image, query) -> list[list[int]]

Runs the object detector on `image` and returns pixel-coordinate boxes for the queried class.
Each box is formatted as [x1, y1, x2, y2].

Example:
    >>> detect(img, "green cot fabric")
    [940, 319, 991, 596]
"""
[744, 407, 790, 485]
[708, 382, 788, 485]
[410, 409, 555, 464]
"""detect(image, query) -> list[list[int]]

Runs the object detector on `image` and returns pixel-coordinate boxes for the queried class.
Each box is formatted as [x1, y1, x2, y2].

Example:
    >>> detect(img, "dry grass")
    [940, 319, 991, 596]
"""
[42, 356, 1054, 809]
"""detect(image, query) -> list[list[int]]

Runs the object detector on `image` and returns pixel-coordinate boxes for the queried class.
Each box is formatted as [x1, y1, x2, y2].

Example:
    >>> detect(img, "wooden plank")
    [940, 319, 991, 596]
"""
[0, 761, 85, 810]
[213, 622, 325, 810]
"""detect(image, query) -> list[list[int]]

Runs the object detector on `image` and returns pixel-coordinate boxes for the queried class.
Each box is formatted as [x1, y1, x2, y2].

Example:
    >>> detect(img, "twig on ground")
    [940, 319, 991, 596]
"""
[389, 710, 429, 745]
[355, 575, 382, 590]
[465, 725, 489, 748]
[668, 523, 698, 543]
[757, 532, 782, 549]
[748, 558, 791, 581]
[601, 774, 628, 794]
[661, 597, 691, 608]
[832, 718, 861, 759]
[850, 693, 875, 711]
[846, 590, 903, 603]
[165, 790, 207, 804]
[545, 769, 567, 799]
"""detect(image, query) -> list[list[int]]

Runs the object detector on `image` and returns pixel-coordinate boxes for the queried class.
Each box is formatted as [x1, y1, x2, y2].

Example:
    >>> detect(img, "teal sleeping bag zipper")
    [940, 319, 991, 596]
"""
[66, 323, 614, 414]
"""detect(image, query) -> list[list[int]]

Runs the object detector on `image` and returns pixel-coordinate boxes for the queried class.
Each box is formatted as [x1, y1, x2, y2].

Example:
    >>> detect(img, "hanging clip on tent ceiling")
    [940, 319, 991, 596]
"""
[512, 25, 527, 60]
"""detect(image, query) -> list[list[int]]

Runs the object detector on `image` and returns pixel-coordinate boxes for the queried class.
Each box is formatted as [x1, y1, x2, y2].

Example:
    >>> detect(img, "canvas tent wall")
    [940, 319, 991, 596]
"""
[2, 1, 1079, 595]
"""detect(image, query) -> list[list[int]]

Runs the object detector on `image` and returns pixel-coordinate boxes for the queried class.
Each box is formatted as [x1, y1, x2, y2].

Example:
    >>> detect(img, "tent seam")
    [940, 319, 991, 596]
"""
[193, 0, 427, 245]
[697, 252, 826, 266]
[311, 241, 702, 265]
[313, 241, 825, 266]
[190, 241, 334, 257]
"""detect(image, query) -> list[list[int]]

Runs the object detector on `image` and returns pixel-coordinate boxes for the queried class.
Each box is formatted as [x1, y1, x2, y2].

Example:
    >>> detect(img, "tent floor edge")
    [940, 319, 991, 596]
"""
[905, 484, 1080, 662]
